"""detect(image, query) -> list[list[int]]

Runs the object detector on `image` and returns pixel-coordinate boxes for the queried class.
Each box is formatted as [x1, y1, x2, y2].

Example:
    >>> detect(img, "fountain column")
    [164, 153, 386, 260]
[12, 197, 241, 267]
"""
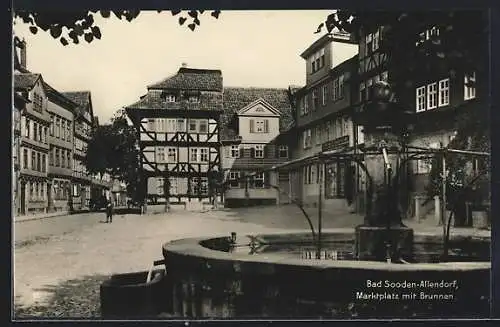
[353, 81, 414, 262]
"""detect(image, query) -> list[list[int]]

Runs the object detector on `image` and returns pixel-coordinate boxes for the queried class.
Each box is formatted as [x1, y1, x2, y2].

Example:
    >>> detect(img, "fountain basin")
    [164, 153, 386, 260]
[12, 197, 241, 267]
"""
[162, 230, 490, 318]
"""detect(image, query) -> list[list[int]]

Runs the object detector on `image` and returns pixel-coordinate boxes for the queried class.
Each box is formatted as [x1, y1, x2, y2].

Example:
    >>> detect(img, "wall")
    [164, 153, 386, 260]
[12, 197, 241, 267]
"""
[238, 116, 280, 143]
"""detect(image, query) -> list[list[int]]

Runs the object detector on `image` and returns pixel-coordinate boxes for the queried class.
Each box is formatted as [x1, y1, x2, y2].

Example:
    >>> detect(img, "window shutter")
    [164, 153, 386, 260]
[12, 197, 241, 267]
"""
[240, 148, 245, 158]
[264, 119, 269, 133]
[224, 147, 230, 157]
[263, 145, 269, 158]
[250, 119, 255, 133]
[250, 147, 255, 158]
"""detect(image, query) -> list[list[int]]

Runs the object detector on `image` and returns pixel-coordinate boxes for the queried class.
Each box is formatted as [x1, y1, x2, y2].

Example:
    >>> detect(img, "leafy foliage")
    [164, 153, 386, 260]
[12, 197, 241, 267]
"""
[13, 10, 221, 45]
[84, 111, 140, 199]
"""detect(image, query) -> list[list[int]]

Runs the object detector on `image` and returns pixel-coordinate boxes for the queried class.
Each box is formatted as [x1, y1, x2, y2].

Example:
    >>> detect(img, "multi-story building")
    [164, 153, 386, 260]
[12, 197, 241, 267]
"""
[125, 66, 224, 208]
[13, 92, 29, 215]
[62, 91, 95, 211]
[353, 20, 484, 220]
[44, 82, 77, 213]
[14, 73, 51, 216]
[220, 87, 294, 207]
[287, 33, 361, 213]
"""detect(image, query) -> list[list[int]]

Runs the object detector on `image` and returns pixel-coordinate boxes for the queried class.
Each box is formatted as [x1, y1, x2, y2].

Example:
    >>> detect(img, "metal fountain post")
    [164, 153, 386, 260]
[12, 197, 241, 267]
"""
[317, 157, 323, 260]
[381, 146, 392, 263]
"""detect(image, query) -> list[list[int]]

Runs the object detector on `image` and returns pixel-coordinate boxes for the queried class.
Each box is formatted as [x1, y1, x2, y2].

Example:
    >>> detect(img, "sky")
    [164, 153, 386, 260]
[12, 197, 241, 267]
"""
[13, 10, 333, 123]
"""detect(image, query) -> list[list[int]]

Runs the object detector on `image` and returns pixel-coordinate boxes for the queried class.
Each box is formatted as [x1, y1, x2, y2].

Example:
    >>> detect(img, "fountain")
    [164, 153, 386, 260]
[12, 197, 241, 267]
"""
[100, 82, 491, 319]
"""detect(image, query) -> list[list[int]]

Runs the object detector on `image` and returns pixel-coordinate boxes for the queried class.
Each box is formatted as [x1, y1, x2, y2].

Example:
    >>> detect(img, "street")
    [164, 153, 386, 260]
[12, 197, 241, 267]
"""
[13, 205, 489, 318]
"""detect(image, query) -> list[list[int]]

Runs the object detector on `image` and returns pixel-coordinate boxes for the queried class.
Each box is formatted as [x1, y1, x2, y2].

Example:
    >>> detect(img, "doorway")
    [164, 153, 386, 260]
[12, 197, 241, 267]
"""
[20, 182, 26, 215]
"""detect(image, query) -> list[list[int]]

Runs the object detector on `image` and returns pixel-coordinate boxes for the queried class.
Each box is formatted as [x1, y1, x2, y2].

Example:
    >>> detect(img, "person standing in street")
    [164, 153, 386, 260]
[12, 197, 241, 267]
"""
[105, 198, 114, 223]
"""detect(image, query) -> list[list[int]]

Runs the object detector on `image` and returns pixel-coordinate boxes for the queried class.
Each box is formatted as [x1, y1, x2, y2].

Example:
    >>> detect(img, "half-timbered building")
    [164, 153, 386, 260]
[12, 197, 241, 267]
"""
[62, 91, 96, 211]
[220, 87, 294, 207]
[126, 67, 224, 208]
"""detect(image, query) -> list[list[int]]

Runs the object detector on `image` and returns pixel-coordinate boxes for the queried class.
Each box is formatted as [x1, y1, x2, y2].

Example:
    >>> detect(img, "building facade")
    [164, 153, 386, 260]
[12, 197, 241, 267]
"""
[45, 83, 77, 213]
[62, 91, 95, 211]
[126, 67, 224, 207]
[220, 87, 294, 207]
[288, 33, 361, 213]
[13, 92, 29, 215]
[14, 73, 51, 215]
[354, 21, 484, 220]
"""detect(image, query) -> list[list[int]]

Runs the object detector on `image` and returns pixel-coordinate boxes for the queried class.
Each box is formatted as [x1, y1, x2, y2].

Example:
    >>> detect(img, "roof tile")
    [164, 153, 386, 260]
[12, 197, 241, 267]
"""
[14, 73, 41, 90]
[148, 67, 223, 92]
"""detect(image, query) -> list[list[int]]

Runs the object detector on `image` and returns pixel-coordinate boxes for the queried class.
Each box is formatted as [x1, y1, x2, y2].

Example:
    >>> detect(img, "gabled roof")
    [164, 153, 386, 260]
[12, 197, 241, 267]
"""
[61, 91, 91, 108]
[61, 91, 93, 119]
[14, 73, 42, 91]
[237, 98, 281, 116]
[43, 82, 79, 110]
[221, 87, 293, 141]
[148, 67, 223, 92]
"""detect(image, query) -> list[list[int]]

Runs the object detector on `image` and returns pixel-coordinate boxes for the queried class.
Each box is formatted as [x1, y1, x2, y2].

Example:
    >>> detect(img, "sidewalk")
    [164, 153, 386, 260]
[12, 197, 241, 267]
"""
[15, 211, 71, 223]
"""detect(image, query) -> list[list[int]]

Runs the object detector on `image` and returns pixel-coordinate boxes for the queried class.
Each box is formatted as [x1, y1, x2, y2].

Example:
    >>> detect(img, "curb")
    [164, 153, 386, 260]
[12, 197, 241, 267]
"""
[14, 211, 72, 223]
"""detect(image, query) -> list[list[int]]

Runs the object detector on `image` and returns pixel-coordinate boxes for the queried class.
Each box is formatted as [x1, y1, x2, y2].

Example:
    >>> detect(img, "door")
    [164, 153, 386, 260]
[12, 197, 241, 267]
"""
[47, 183, 52, 212]
[20, 182, 26, 215]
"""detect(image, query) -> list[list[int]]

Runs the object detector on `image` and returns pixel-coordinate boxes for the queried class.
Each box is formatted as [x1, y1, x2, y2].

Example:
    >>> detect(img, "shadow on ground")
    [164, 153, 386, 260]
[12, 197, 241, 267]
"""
[14, 274, 110, 319]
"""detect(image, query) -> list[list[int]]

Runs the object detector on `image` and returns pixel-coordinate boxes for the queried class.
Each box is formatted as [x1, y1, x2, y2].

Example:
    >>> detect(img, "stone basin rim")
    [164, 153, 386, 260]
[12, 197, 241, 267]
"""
[162, 231, 491, 272]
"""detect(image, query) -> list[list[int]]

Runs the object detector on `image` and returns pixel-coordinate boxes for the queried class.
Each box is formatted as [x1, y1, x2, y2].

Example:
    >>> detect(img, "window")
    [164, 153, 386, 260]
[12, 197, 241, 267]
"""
[61, 149, 66, 168]
[190, 148, 198, 162]
[303, 96, 309, 114]
[303, 129, 312, 149]
[147, 119, 155, 131]
[312, 89, 319, 110]
[250, 119, 268, 134]
[41, 154, 46, 172]
[177, 119, 186, 132]
[322, 85, 328, 106]
[229, 171, 240, 188]
[31, 151, 36, 170]
[311, 48, 325, 73]
[338, 75, 345, 98]
[200, 148, 208, 162]
[316, 126, 322, 145]
[33, 93, 43, 112]
[372, 29, 380, 52]
[61, 120, 66, 140]
[188, 95, 199, 103]
[55, 148, 60, 167]
[67, 151, 71, 168]
[166, 119, 176, 132]
[26, 118, 31, 138]
[464, 72, 476, 100]
[157, 178, 165, 195]
[255, 145, 264, 158]
[156, 147, 165, 162]
[189, 119, 197, 132]
[427, 82, 438, 110]
[67, 122, 71, 140]
[36, 152, 40, 171]
[50, 115, 54, 136]
[23, 149, 28, 169]
[416, 86, 426, 112]
[198, 120, 208, 133]
[253, 172, 265, 188]
[231, 145, 240, 158]
[439, 78, 450, 106]
[43, 127, 47, 143]
[279, 145, 288, 158]
[167, 148, 177, 162]
[165, 94, 176, 102]
[55, 118, 60, 138]
[38, 124, 42, 142]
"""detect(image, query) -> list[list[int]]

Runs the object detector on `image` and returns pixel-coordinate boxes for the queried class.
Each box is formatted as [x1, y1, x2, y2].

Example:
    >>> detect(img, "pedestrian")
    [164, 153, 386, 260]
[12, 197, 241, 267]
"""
[105, 198, 114, 223]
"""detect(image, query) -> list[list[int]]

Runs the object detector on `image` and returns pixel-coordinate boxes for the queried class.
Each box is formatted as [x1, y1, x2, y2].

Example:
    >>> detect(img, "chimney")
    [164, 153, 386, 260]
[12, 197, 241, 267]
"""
[181, 62, 188, 68]
[20, 39, 27, 69]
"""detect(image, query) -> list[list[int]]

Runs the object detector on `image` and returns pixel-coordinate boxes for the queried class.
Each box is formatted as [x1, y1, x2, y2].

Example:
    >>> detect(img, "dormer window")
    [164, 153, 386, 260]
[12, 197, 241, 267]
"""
[311, 48, 325, 73]
[164, 94, 176, 103]
[188, 95, 200, 103]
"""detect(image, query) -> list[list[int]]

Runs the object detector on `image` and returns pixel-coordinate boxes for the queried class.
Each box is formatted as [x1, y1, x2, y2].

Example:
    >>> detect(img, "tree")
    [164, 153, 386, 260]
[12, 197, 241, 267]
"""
[13, 10, 221, 45]
[84, 111, 141, 200]
[323, 10, 490, 223]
